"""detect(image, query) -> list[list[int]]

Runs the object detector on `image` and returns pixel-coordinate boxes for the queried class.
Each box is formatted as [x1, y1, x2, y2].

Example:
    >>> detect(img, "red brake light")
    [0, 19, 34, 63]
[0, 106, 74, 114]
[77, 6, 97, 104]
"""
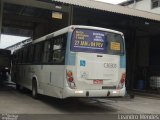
[120, 73, 126, 84]
[66, 70, 76, 89]
[68, 77, 73, 82]
[117, 73, 126, 89]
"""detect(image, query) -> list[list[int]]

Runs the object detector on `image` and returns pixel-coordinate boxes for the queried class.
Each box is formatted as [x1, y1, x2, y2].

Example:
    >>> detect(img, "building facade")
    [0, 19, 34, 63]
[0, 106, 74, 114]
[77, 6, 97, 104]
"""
[120, 0, 160, 14]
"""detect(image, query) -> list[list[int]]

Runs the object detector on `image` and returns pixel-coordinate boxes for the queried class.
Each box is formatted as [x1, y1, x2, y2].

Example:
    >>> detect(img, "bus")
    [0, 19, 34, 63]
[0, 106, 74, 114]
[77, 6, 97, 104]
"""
[12, 25, 126, 99]
[0, 49, 11, 82]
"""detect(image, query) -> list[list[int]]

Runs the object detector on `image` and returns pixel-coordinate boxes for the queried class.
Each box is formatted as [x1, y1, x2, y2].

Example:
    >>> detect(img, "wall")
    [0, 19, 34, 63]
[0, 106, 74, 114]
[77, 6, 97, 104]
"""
[137, 37, 150, 67]
[127, 0, 160, 14]
[33, 12, 69, 39]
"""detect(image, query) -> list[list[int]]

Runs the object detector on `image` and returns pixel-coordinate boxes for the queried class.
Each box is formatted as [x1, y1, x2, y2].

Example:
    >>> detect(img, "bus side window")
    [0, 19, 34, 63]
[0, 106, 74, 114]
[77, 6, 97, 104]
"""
[15, 53, 18, 64]
[17, 52, 20, 64]
[52, 34, 67, 64]
[42, 41, 50, 63]
[22, 49, 24, 63]
[34, 43, 43, 64]
[28, 45, 34, 63]
[26, 47, 30, 64]
[19, 50, 23, 64]
[22, 47, 29, 64]
[13, 53, 17, 64]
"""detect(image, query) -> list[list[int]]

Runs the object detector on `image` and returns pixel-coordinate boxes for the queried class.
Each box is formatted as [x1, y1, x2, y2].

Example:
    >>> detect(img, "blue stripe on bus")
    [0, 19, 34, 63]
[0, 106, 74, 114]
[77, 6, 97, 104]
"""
[67, 53, 76, 66]
[65, 32, 76, 66]
[120, 55, 126, 68]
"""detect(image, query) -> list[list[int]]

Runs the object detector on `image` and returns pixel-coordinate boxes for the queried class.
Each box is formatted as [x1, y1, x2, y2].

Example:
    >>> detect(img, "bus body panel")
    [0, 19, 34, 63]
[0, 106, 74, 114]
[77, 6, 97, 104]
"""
[62, 85, 126, 98]
[13, 65, 65, 98]
[75, 52, 120, 90]
[63, 56, 126, 98]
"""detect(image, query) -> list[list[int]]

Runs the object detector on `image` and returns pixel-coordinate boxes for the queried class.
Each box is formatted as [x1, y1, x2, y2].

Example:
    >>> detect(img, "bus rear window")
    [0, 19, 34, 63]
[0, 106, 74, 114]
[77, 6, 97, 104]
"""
[71, 29, 124, 55]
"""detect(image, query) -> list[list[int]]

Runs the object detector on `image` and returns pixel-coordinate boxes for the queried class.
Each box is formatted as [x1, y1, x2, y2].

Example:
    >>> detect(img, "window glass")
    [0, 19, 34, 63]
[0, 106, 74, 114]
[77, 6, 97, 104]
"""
[42, 41, 50, 63]
[71, 29, 107, 53]
[19, 51, 23, 63]
[50, 34, 67, 64]
[17, 51, 20, 63]
[106, 32, 124, 55]
[14, 34, 67, 65]
[22, 47, 29, 63]
[71, 29, 124, 55]
[152, 0, 159, 9]
[34, 43, 43, 63]
[12, 52, 17, 64]
[28, 45, 34, 63]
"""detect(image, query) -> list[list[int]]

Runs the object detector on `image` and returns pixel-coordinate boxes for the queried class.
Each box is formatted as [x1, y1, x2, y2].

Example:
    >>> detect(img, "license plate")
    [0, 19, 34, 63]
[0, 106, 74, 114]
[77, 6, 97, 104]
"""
[93, 80, 103, 84]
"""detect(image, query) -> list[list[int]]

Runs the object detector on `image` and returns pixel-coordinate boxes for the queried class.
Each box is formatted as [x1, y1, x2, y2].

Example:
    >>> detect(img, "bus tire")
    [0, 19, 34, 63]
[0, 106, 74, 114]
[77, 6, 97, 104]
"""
[32, 79, 38, 99]
[16, 84, 24, 92]
[158, 88, 160, 93]
[16, 84, 20, 90]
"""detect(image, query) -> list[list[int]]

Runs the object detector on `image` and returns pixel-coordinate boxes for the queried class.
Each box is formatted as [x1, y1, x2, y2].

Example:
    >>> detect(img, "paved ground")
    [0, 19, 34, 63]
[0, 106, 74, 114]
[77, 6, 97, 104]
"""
[0, 85, 160, 120]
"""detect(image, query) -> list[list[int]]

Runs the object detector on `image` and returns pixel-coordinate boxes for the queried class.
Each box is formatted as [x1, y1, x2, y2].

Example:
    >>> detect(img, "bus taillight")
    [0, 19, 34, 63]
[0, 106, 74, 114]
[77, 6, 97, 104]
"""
[117, 73, 126, 89]
[68, 77, 73, 82]
[67, 71, 76, 89]
[120, 73, 125, 84]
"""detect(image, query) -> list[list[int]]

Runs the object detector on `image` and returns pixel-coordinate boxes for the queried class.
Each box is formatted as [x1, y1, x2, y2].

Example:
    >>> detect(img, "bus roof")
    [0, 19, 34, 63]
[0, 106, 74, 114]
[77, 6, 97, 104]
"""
[33, 25, 123, 44]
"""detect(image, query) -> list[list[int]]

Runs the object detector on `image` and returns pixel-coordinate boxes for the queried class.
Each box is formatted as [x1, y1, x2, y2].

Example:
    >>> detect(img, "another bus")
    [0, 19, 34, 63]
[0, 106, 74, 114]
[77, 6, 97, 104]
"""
[12, 25, 126, 99]
[0, 49, 11, 82]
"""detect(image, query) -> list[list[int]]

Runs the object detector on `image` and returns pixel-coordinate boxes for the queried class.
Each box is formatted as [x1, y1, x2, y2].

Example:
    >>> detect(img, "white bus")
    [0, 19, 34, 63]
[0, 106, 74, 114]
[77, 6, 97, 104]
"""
[12, 25, 126, 99]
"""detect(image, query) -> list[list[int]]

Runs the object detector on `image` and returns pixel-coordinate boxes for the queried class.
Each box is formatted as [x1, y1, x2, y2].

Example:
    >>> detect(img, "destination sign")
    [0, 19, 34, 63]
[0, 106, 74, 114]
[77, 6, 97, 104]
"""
[110, 42, 120, 51]
[71, 29, 107, 53]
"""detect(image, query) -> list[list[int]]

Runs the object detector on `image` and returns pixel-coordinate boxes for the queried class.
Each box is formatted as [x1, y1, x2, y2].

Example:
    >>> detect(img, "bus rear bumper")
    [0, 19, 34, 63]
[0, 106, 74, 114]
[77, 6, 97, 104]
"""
[63, 87, 126, 98]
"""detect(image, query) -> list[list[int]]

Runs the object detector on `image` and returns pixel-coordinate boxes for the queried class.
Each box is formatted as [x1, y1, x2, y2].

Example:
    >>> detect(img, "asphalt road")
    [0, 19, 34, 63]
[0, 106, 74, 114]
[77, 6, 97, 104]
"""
[0, 85, 160, 120]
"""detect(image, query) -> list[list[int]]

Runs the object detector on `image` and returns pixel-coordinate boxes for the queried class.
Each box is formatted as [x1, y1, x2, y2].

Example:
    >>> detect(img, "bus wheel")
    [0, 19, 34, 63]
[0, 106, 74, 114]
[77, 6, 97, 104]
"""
[158, 88, 160, 93]
[16, 84, 24, 92]
[32, 80, 38, 99]
[16, 84, 20, 90]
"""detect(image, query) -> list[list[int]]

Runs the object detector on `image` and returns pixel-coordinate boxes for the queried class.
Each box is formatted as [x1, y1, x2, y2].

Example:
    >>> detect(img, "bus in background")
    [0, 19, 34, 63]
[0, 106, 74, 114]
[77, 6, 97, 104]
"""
[12, 25, 126, 99]
[0, 49, 11, 82]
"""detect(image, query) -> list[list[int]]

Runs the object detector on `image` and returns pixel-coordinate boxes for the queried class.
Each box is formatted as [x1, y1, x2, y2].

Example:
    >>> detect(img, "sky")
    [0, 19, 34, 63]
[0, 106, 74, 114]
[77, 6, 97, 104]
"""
[0, 35, 28, 49]
[0, 0, 127, 49]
